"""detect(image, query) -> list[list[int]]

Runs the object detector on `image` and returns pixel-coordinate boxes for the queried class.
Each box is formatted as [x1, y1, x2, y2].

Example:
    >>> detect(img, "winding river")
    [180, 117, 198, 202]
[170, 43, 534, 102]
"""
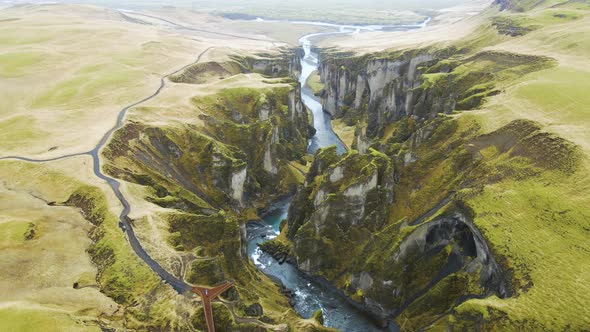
[246, 29, 380, 332]
[245, 19, 429, 330]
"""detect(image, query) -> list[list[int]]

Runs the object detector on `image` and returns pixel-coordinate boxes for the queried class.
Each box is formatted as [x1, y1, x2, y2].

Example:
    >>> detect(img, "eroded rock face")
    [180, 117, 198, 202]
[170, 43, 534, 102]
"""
[351, 272, 374, 292]
[233, 48, 303, 79]
[357, 212, 510, 321]
[494, 0, 522, 11]
[230, 166, 248, 205]
[286, 141, 507, 324]
[287, 147, 395, 275]
[103, 85, 310, 213]
[259, 103, 270, 121]
[320, 52, 435, 138]
[281, 47, 554, 328]
[320, 49, 555, 152]
[263, 127, 279, 175]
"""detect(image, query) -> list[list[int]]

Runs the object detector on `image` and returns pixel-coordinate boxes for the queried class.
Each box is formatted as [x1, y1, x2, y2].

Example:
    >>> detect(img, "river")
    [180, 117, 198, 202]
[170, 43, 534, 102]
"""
[246, 201, 385, 331]
[245, 23, 416, 331]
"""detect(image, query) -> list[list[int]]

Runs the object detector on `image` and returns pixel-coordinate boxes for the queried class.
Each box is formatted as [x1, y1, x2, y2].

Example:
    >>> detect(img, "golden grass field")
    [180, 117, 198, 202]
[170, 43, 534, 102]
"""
[0, 4, 292, 159]
[0, 157, 120, 331]
[0, 5, 206, 158]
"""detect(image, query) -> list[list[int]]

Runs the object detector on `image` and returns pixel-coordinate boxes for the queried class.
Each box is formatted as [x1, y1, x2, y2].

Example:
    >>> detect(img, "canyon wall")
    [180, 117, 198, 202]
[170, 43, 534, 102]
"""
[276, 41, 574, 330]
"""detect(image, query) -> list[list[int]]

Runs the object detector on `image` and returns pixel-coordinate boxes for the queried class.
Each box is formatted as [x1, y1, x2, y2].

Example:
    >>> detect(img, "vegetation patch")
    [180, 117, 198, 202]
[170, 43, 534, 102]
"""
[0, 51, 43, 77]
[169, 61, 242, 84]
[259, 223, 295, 263]
[66, 186, 160, 305]
[186, 258, 225, 286]
[491, 16, 539, 36]
[0, 220, 35, 246]
[0, 307, 100, 332]
[191, 302, 261, 331]
[420, 50, 555, 112]
[305, 70, 324, 95]
[168, 211, 239, 254]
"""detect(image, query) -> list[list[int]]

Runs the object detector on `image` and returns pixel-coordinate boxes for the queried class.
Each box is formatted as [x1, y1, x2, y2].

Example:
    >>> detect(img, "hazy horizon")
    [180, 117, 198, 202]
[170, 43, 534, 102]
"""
[1, 0, 481, 24]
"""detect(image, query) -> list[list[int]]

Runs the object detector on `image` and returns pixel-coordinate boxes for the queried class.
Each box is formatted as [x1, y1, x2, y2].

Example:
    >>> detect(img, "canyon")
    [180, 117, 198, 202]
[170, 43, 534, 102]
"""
[1, 0, 589, 331]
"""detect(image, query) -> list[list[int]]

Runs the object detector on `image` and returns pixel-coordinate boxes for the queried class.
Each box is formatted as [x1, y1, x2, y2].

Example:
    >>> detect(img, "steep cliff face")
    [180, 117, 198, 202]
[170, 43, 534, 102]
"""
[320, 50, 439, 139]
[319, 49, 552, 141]
[232, 47, 303, 79]
[104, 85, 310, 214]
[287, 146, 394, 277]
[284, 130, 509, 327]
[353, 210, 510, 326]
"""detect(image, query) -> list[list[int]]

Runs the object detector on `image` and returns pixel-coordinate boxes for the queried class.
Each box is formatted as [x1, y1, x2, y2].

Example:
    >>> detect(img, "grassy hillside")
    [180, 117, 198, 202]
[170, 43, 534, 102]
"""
[0, 159, 169, 331]
[446, 1, 590, 329]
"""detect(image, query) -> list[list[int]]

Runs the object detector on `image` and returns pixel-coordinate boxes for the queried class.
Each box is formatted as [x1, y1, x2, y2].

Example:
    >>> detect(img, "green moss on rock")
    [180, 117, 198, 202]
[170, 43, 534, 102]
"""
[186, 258, 225, 286]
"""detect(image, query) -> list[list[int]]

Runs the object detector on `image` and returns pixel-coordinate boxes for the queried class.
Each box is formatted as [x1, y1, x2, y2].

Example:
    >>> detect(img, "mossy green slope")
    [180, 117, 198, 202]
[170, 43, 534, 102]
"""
[0, 160, 189, 330]
[102, 79, 312, 329]
[103, 86, 310, 214]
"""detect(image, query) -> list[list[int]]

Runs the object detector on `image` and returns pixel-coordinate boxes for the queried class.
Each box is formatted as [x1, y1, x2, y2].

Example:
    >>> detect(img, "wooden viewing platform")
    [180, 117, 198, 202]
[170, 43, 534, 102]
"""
[191, 281, 235, 332]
